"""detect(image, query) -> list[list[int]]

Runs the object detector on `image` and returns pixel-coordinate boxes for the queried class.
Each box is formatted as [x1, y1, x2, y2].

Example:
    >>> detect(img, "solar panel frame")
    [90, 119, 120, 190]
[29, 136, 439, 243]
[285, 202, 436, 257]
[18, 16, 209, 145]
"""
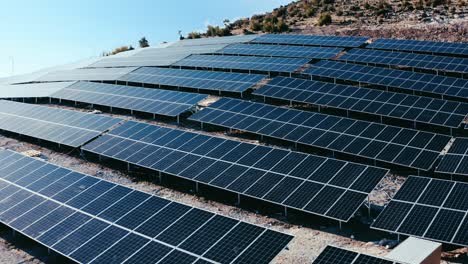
[117, 67, 267, 95]
[371, 176, 468, 247]
[253, 76, 468, 130]
[367, 38, 468, 57]
[82, 121, 389, 222]
[0, 148, 293, 264]
[251, 34, 369, 48]
[305, 61, 468, 102]
[339, 48, 468, 75]
[0, 100, 122, 147]
[172, 54, 310, 74]
[189, 98, 451, 172]
[50, 81, 208, 118]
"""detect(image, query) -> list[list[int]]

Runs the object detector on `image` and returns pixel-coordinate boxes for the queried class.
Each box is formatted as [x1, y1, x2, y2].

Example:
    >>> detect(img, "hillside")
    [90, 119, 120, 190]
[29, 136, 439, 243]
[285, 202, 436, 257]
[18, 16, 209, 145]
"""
[188, 0, 467, 42]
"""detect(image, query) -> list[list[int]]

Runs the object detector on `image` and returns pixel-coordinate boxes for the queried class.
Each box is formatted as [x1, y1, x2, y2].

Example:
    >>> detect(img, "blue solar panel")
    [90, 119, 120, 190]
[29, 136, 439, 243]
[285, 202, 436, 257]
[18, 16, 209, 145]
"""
[82, 120, 388, 222]
[313, 245, 398, 264]
[117, 67, 266, 94]
[253, 76, 468, 130]
[0, 148, 293, 264]
[172, 54, 310, 73]
[305, 61, 468, 102]
[251, 34, 369, 48]
[0, 100, 122, 147]
[340, 48, 468, 75]
[367, 38, 468, 56]
[217, 43, 343, 59]
[436, 137, 468, 177]
[51, 81, 207, 117]
[372, 176, 468, 247]
[189, 98, 451, 172]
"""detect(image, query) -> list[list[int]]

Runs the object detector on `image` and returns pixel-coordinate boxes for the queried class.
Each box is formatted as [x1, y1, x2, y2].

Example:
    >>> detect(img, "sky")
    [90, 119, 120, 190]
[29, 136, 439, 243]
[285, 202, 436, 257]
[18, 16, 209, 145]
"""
[0, 0, 291, 78]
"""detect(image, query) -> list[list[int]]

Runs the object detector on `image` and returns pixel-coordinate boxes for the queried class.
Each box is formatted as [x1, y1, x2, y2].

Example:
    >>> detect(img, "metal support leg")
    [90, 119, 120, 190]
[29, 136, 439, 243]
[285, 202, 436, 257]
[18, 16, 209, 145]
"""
[195, 182, 199, 192]
[127, 163, 131, 172]
[158, 171, 162, 183]
[339, 221, 342, 231]
[237, 194, 241, 205]
[98, 155, 102, 162]
[368, 196, 371, 217]
[284, 207, 288, 217]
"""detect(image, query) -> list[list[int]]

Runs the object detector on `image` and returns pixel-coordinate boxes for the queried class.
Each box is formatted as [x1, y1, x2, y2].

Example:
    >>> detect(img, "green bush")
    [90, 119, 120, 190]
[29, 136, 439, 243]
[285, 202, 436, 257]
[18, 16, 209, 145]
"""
[187, 32, 201, 39]
[317, 13, 332, 26]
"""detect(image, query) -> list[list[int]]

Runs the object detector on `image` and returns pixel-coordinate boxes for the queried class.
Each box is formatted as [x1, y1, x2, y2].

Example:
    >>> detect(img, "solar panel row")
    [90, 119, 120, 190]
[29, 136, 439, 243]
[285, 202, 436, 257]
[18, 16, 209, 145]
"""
[34, 67, 138, 82]
[0, 149, 293, 264]
[190, 98, 451, 171]
[51, 81, 208, 117]
[172, 54, 310, 73]
[89, 45, 228, 68]
[312, 245, 400, 264]
[217, 43, 343, 59]
[372, 176, 468, 247]
[117, 67, 267, 94]
[339, 49, 468, 75]
[0, 100, 122, 147]
[0, 82, 76, 99]
[436, 138, 468, 176]
[251, 34, 369, 48]
[305, 61, 468, 102]
[253, 76, 468, 130]
[82, 121, 389, 222]
[367, 38, 468, 57]
[170, 35, 258, 47]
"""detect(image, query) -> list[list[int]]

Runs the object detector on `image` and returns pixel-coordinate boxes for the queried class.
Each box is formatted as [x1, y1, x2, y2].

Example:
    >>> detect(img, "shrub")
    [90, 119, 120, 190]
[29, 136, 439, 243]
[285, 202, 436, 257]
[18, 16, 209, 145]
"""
[249, 19, 262, 31]
[317, 13, 332, 26]
[187, 32, 201, 39]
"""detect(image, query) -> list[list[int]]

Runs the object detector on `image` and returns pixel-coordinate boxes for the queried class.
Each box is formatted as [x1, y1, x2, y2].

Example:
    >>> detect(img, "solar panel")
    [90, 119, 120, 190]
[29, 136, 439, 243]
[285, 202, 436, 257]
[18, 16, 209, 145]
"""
[251, 34, 369, 48]
[117, 67, 266, 95]
[0, 100, 122, 147]
[253, 76, 468, 130]
[50, 81, 208, 118]
[34, 67, 138, 82]
[312, 245, 400, 264]
[189, 98, 451, 172]
[305, 61, 468, 102]
[339, 49, 468, 75]
[372, 176, 468, 247]
[89, 45, 227, 68]
[367, 38, 468, 57]
[0, 82, 75, 99]
[82, 120, 388, 222]
[172, 55, 310, 74]
[436, 137, 468, 177]
[217, 43, 343, 59]
[0, 148, 293, 264]
[170, 35, 258, 47]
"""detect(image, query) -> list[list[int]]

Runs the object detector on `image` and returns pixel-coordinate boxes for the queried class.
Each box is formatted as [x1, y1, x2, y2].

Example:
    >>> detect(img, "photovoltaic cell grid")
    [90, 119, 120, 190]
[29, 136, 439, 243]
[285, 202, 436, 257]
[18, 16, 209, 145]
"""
[51, 81, 208, 117]
[117, 67, 267, 94]
[0, 149, 293, 264]
[253, 77, 468, 129]
[34, 67, 138, 82]
[436, 138, 468, 176]
[170, 35, 258, 47]
[89, 45, 228, 68]
[367, 38, 468, 57]
[312, 245, 401, 264]
[189, 98, 451, 171]
[339, 49, 468, 75]
[251, 34, 369, 48]
[305, 61, 468, 102]
[372, 176, 468, 247]
[82, 121, 389, 222]
[172, 55, 310, 73]
[0, 100, 122, 147]
[217, 43, 343, 59]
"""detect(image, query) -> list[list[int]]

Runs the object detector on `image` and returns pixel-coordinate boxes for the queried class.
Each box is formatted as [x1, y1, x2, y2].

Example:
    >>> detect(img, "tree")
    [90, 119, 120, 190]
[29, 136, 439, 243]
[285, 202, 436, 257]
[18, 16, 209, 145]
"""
[139, 37, 149, 48]
[317, 13, 332, 26]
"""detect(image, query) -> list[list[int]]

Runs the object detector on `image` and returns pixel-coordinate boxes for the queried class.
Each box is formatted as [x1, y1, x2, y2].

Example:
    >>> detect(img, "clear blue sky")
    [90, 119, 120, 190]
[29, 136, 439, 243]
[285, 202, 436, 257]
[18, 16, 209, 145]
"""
[0, 0, 291, 78]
